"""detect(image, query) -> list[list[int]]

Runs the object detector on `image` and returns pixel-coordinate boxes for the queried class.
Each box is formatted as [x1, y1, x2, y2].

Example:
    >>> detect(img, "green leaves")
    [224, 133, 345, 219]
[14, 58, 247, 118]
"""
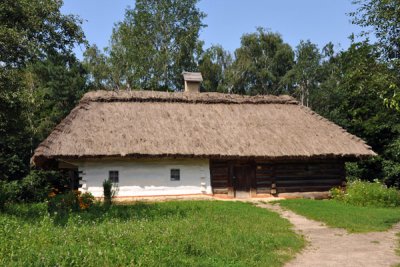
[106, 0, 206, 90]
[350, 0, 400, 63]
[199, 45, 232, 92]
[228, 28, 294, 95]
[0, 0, 87, 181]
[0, 0, 85, 67]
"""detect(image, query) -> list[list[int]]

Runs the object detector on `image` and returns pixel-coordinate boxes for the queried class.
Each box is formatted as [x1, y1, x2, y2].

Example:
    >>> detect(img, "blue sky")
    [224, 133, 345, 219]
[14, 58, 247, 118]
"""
[61, 0, 363, 59]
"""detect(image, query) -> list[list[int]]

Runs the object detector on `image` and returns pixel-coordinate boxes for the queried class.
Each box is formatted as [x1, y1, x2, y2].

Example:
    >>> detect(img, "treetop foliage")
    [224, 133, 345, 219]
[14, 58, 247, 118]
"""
[108, 0, 205, 90]
[0, 0, 85, 68]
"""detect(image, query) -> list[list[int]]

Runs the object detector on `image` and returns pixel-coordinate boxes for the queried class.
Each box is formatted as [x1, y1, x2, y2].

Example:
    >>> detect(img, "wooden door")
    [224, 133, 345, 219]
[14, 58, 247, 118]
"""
[233, 165, 251, 198]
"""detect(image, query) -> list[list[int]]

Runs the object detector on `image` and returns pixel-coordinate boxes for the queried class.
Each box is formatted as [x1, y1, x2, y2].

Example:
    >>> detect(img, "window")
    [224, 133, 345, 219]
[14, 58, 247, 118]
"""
[170, 169, 180, 181]
[109, 170, 119, 184]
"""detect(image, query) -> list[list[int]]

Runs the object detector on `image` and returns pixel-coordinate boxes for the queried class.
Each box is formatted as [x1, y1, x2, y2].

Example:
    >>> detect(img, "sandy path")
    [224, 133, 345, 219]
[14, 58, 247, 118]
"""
[258, 203, 400, 267]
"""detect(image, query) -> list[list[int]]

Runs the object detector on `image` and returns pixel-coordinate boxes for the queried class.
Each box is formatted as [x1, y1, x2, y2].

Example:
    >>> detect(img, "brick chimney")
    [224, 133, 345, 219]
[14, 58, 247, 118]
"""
[182, 72, 203, 93]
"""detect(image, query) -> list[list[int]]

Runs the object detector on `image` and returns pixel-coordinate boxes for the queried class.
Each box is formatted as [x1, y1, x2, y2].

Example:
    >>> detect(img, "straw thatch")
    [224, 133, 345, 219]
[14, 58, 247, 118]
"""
[31, 90, 376, 167]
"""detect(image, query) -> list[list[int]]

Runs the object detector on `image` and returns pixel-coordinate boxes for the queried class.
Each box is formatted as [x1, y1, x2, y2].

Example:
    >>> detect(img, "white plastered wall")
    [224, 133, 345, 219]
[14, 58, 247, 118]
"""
[69, 158, 212, 197]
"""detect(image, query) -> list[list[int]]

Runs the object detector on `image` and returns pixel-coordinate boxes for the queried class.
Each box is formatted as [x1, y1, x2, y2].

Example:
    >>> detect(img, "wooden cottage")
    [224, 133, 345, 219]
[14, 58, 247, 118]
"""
[31, 73, 376, 199]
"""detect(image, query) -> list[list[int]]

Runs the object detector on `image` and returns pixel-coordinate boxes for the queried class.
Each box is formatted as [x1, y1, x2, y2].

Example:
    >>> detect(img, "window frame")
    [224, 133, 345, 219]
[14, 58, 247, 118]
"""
[109, 170, 119, 184]
[170, 169, 180, 181]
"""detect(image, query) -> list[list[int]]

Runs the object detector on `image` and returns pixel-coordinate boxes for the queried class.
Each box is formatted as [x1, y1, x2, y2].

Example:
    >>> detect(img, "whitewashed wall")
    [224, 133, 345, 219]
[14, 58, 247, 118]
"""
[70, 158, 212, 197]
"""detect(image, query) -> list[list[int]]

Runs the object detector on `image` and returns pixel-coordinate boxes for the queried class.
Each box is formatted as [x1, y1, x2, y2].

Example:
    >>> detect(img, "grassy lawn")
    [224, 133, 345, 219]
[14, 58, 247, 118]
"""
[0, 201, 303, 266]
[279, 199, 400, 233]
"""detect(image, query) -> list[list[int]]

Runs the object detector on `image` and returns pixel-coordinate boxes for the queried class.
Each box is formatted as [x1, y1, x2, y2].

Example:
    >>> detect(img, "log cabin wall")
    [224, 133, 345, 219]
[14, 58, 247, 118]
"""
[271, 161, 345, 193]
[210, 160, 232, 197]
[210, 159, 345, 197]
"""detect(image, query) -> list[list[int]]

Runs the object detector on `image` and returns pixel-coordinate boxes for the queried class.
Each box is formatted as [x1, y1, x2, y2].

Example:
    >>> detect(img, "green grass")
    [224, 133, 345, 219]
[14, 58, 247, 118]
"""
[279, 199, 400, 233]
[0, 201, 304, 266]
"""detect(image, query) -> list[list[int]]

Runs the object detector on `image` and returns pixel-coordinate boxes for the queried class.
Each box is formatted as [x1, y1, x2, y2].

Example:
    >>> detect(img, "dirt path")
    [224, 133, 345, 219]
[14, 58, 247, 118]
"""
[258, 203, 400, 267]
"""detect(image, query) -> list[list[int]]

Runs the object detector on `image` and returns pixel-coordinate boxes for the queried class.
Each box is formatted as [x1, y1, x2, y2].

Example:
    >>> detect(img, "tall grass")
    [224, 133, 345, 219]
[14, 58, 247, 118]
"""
[331, 180, 400, 207]
[0, 201, 303, 266]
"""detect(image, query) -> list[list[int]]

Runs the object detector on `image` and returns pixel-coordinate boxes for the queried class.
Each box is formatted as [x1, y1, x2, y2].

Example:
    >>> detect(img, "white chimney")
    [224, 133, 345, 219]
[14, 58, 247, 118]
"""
[182, 72, 203, 93]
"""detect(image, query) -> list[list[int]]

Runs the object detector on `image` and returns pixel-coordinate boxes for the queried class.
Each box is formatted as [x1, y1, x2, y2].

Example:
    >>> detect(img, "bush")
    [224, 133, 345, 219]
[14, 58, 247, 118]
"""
[48, 191, 80, 215]
[331, 180, 400, 207]
[47, 191, 95, 215]
[329, 186, 345, 201]
[103, 179, 113, 206]
[0, 170, 72, 207]
[79, 192, 95, 210]
[9, 170, 71, 203]
[0, 182, 9, 210]
[19, 171, 54, 202]
[0, 181, 19, 210]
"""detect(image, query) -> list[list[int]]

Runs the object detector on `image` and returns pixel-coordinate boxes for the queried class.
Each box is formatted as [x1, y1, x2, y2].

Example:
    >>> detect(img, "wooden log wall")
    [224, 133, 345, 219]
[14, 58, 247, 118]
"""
[255, 163, 274, 194]
[273, 161, 345, 193]
[210, 160, 230, 195]
[210, 160, 345, 196]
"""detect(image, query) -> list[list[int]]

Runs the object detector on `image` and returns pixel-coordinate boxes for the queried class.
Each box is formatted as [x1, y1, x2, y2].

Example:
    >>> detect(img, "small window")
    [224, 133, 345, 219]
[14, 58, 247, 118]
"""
[109, 170, 119, 184]
[170, 169, 180, 181]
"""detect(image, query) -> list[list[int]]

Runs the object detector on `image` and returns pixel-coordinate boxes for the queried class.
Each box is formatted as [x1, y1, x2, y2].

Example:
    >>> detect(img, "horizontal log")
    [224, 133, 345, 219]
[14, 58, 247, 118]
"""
[256, 180, 274, 184]
[256, 171, 274, 176]
[211, 180, 228, 185]
[276, 179, 342, 186]
[256, 176, 274, 180]
[211, 174, 229, 180]
[275, 171, 343, 177]
[213, 188, 228, 194]
[275, 175, 342, 180]
[275, 166, 342, 172]
[256, 181, 272, 186]
[256, 167, 274, 171]
[277, 185, 337, 193]
[280, 171, 342, 174]
[257, 173, 274, 176]
[211, 169, 229, 175]
[257, 188, 271, 194]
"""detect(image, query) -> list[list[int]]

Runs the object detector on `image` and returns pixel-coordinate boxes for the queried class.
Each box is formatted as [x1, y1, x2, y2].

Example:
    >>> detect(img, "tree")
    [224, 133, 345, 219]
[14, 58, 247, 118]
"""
[228, 28, 294, 95]
[108, 0, 206, 90]
[350, 0, 400, 110]
[0, 0, 86, 181]
[25, 52, 88, 148]
[283, 40, 321, 106]
[199, 45, 232, 92]
[0, 69, 30, 181]
[83, 45, 116, 90]
[314, 41, 400, 187]
[350, 0, 400, 63]
[0, 0, 85, 67]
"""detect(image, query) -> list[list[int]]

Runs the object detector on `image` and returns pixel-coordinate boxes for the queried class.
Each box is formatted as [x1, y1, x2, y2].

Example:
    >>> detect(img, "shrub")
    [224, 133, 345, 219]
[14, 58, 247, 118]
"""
[0, 170, 72, 207]
[0, 182, 8, 210]
[103, 180, 118, 206]
[79, 192, 95, 210]
[19, 171, 53, 202]
[329, 186, 345, 201]
[0, 181, 19, 210]
[331, 180, 400, 208]
[103, 179, 113, 206]
[48, 191, 80, 215]
[47, 191, 95, 215]
[15, 170, 71, 203]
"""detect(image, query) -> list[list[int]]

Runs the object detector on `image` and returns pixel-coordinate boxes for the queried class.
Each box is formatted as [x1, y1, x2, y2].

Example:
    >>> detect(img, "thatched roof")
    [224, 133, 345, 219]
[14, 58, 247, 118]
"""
[32, 90, 376, 167]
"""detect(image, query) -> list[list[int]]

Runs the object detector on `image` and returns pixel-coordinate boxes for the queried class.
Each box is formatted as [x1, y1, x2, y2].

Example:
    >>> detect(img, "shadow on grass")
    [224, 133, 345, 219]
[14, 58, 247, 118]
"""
[3, 201, 191, 227]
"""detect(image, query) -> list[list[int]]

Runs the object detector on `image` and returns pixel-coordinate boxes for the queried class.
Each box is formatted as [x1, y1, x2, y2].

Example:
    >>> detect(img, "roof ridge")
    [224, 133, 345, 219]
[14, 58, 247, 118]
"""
[80, 90, 299, 105]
